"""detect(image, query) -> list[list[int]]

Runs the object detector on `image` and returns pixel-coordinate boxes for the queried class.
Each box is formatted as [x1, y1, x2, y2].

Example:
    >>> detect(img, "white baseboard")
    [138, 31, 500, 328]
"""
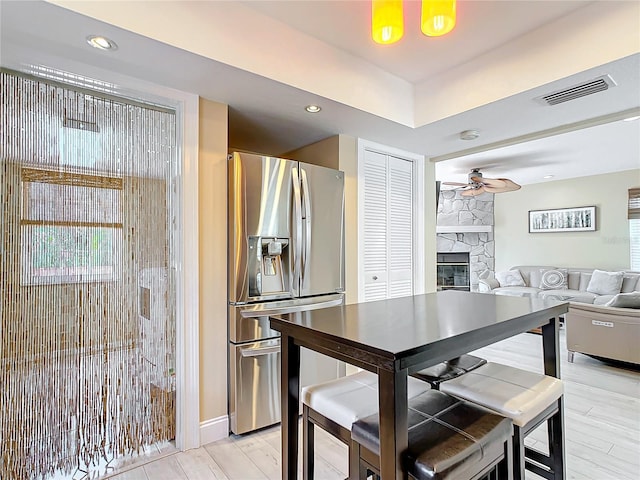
[199, 415, 229, 446]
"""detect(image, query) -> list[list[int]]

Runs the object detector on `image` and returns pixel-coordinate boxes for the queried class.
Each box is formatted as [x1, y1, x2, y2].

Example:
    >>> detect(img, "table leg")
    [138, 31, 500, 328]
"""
[281, 333, 300, 480]
[541, 316, 560, 378]
[541, 317, 566, 480]
[378, 368, 408, 480]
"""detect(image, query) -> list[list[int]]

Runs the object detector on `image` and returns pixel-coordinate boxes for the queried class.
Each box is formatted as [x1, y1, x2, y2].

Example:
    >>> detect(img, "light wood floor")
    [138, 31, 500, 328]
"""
[108, 329, 640, 480]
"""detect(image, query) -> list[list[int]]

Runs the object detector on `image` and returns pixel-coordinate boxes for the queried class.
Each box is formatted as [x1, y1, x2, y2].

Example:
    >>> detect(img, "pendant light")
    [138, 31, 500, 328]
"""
[421, 0, 456, 37]
[371, 0, 404, 45]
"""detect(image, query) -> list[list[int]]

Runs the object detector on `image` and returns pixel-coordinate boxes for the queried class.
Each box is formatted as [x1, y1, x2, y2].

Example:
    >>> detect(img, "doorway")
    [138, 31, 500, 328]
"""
[0, 70, 179, 479]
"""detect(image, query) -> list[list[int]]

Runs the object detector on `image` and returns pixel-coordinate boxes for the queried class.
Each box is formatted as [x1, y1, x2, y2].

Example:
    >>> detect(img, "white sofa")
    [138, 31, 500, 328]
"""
[478, 266, 640, 365]
[477, 265, 640, 304]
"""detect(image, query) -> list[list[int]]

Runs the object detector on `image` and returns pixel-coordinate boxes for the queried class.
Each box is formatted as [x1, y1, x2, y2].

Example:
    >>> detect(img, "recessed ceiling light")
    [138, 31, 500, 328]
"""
[623, 115, 640, 122]
[460, 129, 479, 140]
[543, 175, 554, 179]
[86, 35, 118, 51]
[305, 105, 321, 113]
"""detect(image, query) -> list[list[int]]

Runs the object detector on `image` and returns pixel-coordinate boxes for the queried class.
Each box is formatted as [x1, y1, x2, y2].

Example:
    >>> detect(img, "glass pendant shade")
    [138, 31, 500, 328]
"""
[372, 0, 404, 44]
[421, 0, 456, 37]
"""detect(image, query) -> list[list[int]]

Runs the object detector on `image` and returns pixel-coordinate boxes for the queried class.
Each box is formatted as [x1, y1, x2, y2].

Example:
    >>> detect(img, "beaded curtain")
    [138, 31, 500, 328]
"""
[0, 71, 177, 479]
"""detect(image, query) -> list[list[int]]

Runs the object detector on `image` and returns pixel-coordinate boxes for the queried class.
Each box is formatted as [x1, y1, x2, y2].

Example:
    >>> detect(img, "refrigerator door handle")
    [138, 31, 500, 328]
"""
[300, 167, 312, 288]
[291, 167, 303, 295]
[240, 344, 281, 357]
[239, 295, 344, 317]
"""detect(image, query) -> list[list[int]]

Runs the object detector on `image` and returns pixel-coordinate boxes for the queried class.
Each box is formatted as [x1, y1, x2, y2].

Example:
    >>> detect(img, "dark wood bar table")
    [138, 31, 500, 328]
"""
[269, 290, 569, 480]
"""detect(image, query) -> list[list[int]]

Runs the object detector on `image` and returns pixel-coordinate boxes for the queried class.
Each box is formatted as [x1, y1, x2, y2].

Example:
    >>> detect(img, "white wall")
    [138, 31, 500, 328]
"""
[494, 169, 640, 271]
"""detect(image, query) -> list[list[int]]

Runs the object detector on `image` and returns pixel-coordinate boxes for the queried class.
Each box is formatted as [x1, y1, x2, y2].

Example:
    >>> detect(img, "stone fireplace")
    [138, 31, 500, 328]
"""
[436, 190, 495, 291]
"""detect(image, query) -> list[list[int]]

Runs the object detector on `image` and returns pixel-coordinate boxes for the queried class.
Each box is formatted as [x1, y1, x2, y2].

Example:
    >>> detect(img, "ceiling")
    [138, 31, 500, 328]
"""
[1, 0, 639, 186]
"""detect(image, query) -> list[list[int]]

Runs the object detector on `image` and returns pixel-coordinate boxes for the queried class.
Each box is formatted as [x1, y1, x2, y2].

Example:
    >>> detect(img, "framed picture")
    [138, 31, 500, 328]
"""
[529, 206, 596, 233]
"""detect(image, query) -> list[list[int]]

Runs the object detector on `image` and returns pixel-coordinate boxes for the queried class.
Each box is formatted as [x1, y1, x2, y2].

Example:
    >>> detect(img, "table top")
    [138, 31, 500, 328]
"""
[270, 290, 568, 371]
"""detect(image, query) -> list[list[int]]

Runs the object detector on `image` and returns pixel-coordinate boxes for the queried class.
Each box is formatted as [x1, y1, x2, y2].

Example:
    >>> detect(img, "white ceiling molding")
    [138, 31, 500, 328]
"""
[413, 1, 640, 127]
[46, 0, 415, 126]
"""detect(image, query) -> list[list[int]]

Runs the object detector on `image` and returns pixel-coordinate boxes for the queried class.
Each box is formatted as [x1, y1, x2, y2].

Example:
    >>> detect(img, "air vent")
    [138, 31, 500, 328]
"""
[536, 75, 616, 106]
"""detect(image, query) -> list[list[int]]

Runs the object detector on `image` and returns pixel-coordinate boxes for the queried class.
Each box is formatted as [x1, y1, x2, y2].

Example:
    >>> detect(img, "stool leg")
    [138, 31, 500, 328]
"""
[303, 405, 314, 480]
[547, 399, 565, 480]
[512, 425, 526, 480]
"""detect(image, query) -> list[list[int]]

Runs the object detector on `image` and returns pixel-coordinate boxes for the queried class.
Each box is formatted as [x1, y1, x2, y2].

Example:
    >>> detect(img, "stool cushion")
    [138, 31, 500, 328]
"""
[440, 362, 564, 427]
[412, 355, 487, 387]
[352, 390, 512, 480]
[301, 371, 430, 431]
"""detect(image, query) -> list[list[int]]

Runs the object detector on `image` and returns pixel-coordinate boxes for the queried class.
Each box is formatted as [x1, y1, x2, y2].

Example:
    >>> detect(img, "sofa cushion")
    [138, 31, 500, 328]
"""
[621, 275, 640, 293]
[567, 271, 581, 290]
[495, 269, 525, 287]
[493, 287, 541, 296]
[593, 295, 615, 305]
[586, 270, 624, 295]
[606, 292, 640, 309]
[540, 269, 568, 290]
[529, 269, 545, 289]
[538, 289, 597, 303]
[578, 272, 592, 291]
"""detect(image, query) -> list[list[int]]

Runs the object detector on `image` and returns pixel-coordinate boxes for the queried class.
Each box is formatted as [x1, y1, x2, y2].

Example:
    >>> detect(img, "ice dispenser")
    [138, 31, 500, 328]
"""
[248, 236, 290, 299]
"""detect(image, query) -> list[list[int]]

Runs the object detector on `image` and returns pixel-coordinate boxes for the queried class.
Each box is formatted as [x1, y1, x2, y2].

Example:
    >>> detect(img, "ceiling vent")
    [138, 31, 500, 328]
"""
[536, 75, 616, 106]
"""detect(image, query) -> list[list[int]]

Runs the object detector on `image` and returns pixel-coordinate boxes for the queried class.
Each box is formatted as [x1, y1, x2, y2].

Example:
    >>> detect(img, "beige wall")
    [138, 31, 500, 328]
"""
[285, 136, 340, 170]
[198, 98, 228, 422]
[338, 136, 360, 304]
[494, 169, 640, 272]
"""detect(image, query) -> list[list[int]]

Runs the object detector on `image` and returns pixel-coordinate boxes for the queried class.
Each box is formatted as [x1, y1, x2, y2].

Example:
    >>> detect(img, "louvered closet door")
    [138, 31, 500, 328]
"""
[388, 156, 413, 297]
[362, 150, 413, 302]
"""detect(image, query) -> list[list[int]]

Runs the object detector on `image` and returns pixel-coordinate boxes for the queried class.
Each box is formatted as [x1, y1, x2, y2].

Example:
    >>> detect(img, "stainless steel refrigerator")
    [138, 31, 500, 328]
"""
[227, 151, 346, 435]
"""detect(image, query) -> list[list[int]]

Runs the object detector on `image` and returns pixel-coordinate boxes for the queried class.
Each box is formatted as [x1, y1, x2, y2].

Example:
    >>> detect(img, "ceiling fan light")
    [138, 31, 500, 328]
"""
[372, 0, 404, 45]
[421, 0, 456, 37]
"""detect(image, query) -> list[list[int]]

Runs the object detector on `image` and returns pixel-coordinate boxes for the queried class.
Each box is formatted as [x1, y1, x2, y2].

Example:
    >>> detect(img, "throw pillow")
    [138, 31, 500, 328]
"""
[605, 292, 640, 309]
[495, 270, 525, 287]
[586, 269, 624, 295]
[539, 269, 568, 290]
[621, 275, 640, 293]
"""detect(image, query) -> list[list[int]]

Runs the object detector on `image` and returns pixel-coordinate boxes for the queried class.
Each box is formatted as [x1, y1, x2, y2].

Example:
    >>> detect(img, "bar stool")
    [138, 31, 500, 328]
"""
[438, 362, 564, 480]
[301, 370, 430, 480]
[351, 390, 513, 480]
[411, 354, 487, 389]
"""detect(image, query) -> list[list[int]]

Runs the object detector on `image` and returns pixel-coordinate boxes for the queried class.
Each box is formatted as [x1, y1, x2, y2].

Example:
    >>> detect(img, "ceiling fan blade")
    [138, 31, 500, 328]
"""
[461, 187, 486, 197]
[442, 181, 469, 187]
[483, 178, 521, 193]
[476, 177, 507, 188]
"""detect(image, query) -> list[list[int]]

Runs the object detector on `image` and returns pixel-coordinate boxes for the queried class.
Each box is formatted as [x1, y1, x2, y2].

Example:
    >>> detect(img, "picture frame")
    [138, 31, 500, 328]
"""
[529, 206, 596, 233]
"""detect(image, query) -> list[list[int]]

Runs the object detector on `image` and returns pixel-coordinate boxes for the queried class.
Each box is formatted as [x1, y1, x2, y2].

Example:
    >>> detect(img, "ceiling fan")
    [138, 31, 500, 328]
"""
[442, 168, 521, 197]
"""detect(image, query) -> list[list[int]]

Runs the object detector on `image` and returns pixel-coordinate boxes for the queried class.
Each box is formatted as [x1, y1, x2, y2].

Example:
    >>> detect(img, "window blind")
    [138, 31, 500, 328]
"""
[629, 187, 640, 220]
[631, 220, 640, 270]
[630, 189, 640, 269]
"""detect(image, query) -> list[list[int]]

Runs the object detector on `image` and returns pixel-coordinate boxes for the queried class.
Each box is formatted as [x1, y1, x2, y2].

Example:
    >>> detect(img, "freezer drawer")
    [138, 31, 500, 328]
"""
[229, 338, 346, 435]
[229, 339, 281, 435]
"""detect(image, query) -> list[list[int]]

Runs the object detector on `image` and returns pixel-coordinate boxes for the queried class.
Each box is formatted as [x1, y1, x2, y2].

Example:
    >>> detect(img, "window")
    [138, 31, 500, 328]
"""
[629, 188, 640, 270]
[21, 168, 123, 285]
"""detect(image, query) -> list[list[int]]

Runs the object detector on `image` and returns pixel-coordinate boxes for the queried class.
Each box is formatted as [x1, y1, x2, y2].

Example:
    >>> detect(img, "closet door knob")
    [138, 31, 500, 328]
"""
[372, 276, 378, 280]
